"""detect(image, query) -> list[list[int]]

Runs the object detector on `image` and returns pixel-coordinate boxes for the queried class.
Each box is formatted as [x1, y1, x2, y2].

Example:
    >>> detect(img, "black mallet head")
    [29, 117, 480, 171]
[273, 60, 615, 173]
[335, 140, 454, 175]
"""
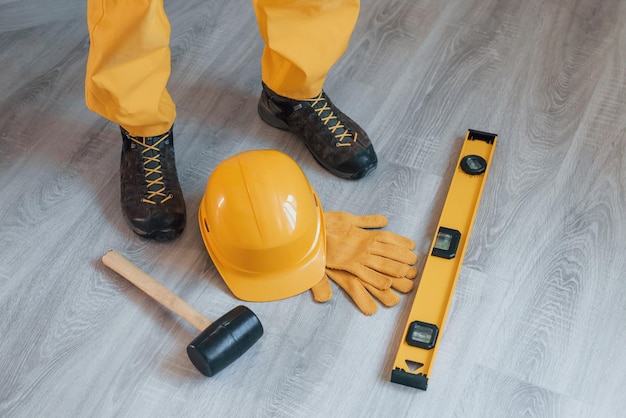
[186, 305, 263, 377]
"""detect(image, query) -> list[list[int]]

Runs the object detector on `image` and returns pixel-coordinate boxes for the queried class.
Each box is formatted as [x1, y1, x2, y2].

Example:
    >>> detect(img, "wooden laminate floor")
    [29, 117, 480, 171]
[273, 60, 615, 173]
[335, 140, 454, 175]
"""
[1, 0, 625, 417]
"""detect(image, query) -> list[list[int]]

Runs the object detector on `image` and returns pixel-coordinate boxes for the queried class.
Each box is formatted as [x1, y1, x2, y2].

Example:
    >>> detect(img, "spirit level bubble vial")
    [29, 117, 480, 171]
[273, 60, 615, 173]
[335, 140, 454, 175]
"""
[390, 129, 497, 390]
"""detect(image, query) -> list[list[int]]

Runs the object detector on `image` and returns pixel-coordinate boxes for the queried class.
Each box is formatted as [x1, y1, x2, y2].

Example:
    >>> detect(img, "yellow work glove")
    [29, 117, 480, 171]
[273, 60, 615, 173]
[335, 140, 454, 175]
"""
[311, 269, 415, 315]
[311, 211, 418, 315]
[324, 211, 418, 287]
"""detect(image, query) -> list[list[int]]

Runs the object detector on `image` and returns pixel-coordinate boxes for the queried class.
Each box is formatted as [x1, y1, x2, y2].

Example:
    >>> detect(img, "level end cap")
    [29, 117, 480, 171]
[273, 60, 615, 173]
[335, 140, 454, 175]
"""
[391, 368, 428, 391]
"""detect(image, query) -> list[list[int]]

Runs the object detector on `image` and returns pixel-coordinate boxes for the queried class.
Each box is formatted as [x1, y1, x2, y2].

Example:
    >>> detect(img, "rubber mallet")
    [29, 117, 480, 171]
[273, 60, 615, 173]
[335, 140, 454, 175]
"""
[102, 250, 263, 377]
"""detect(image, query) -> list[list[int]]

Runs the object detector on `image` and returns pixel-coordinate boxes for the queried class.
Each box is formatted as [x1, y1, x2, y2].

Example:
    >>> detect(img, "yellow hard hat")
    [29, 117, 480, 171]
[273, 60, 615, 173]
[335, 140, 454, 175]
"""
[198, 149, 326, 302]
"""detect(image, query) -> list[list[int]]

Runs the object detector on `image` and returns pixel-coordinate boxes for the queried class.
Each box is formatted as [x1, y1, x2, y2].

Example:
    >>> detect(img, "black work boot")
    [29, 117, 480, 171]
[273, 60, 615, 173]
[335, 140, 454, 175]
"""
[257, 83, 377, 180]
[119, 126, 186, 241]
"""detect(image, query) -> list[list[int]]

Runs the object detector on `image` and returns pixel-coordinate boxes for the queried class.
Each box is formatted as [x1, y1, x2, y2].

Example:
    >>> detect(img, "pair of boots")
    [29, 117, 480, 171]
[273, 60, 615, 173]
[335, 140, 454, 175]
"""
[120, 84, 378, 241]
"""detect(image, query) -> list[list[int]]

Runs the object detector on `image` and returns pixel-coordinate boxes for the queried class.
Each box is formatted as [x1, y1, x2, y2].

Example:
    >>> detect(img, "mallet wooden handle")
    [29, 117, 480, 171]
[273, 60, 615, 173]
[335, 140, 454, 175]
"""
[102, 250, 212, 331]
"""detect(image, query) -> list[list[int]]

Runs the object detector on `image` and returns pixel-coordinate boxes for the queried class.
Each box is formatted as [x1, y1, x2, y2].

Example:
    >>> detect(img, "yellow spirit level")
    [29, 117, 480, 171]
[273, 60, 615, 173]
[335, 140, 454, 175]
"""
[390, 129, 497, 390]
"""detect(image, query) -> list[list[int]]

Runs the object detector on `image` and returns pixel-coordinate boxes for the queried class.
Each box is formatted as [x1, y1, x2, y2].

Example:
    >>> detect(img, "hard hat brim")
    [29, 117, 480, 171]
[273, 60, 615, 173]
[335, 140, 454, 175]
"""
[198, 203, 326, 302]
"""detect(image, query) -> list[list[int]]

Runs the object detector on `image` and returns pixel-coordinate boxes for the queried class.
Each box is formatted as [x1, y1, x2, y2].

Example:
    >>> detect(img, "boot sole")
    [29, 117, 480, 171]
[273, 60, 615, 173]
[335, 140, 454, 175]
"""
[130, 225, 184, 242]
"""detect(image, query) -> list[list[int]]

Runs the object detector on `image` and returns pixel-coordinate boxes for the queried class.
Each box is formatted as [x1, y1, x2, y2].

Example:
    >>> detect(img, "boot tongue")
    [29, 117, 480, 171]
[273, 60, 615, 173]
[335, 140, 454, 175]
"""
[143, 137, 163, 179]
[310, 94, 352, 144]
[140, 135, 171, 203]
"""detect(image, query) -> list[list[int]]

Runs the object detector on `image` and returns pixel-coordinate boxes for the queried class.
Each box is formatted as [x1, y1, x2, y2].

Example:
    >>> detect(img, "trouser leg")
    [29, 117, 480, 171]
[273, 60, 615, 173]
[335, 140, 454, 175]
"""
[252, 0, 361, 100]
[85, 0, 175, 137]
[85, 0, 361, 132]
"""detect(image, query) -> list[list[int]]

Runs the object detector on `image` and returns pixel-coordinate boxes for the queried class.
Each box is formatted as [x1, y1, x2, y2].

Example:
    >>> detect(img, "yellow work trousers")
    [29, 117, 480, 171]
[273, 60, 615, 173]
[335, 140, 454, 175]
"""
[85, 0, 360, 137]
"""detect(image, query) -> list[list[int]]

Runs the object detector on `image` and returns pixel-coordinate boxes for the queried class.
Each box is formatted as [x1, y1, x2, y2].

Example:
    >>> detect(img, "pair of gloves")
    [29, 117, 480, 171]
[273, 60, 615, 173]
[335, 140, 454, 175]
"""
[311, 211, 418, 315]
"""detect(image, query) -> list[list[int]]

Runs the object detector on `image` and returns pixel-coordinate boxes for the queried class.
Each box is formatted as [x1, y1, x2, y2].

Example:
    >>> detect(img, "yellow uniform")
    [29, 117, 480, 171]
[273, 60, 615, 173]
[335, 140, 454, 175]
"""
[85, 0, 360, 137]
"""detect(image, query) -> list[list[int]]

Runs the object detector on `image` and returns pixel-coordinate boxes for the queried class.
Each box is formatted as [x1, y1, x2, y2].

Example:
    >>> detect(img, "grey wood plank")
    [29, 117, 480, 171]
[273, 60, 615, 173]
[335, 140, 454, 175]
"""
[1, 0, 626, 417]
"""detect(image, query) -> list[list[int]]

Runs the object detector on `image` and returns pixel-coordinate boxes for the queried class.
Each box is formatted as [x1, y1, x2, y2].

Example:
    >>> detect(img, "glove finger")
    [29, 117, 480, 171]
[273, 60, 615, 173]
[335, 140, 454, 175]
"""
[310, 276, 333, 302]
[391, 277, 415, 293]
[350, 265, 394, 289]
[326, 269, 379, 315]
[325, 211, 387, 230]
[362, 255, 418, 279]
[370, 230, 417, 251]
[369, 240, 418, 265]
[404, 266, 418, 279]
[361, 281, 401, 307]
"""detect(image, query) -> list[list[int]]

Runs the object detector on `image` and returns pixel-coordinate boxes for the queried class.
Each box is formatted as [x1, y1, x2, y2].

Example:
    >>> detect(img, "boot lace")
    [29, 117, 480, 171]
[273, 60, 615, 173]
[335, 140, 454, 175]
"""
[128, 132, 173, 205]
[308, 92, 357, 147]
